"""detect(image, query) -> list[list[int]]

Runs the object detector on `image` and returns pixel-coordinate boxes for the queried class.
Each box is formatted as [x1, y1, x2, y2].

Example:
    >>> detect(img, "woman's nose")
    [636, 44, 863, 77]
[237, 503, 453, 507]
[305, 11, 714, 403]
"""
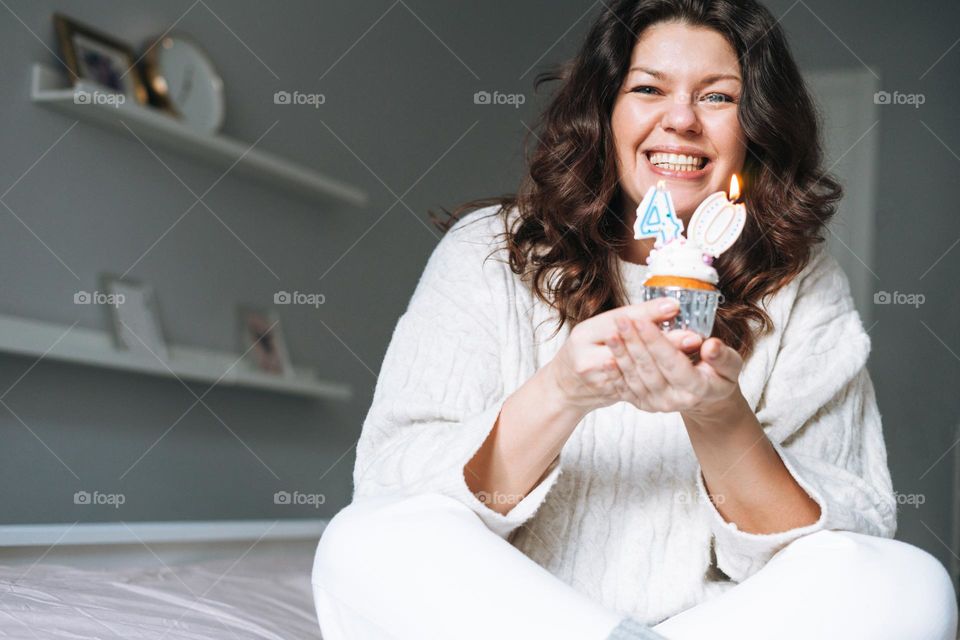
[660, 92, 702, 135]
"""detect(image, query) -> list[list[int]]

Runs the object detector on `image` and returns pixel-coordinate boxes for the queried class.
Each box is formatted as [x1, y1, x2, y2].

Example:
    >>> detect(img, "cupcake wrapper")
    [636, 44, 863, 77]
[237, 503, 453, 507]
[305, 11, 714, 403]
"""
[641, 286, 720, 338]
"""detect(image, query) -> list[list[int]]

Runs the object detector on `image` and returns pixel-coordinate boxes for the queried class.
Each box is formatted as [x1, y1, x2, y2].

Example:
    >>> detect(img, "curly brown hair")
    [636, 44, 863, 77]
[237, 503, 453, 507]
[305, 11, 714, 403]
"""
[431, 0, 842, 359]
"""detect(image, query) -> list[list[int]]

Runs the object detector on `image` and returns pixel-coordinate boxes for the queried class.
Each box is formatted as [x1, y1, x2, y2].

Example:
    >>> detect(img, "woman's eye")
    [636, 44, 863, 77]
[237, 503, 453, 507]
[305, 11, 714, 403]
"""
[701, 92, 735, 104]
[630, 86, 660, 96]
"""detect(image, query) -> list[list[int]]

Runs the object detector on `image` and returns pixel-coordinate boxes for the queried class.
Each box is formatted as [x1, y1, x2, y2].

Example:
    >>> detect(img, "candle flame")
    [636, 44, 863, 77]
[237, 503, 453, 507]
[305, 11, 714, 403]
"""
[729, 174, 741, 202]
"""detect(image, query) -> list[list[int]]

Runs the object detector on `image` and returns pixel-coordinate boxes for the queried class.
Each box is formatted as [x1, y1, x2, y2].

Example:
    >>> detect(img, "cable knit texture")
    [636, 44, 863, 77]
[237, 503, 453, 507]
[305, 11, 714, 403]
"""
[352, 206, 897, 626]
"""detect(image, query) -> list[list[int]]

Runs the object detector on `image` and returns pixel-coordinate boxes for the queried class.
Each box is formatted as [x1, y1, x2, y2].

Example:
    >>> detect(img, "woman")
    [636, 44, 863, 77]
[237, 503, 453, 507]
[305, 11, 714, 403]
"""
[312, 1, 958, 638]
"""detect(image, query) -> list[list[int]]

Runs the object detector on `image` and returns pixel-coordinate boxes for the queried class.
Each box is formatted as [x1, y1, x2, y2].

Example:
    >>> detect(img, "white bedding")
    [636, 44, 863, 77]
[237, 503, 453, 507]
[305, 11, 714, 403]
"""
[0, 543, 322, 639]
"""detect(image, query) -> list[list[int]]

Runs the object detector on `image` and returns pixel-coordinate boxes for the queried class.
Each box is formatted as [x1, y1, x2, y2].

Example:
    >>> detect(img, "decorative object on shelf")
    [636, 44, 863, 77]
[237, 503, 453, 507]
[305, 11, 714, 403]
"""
[142, 34, 225, 133]
[101, 274, 169, 361]
[53, 12, 148, 105]
[237, 305, 292, 377]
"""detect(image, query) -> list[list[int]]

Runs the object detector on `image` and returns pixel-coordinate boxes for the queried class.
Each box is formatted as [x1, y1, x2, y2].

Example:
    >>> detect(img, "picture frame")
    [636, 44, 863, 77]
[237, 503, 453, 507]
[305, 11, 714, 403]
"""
[236, 305, 292, 377]
[53, 12, 148, 105]
[101, 274, 169, 361]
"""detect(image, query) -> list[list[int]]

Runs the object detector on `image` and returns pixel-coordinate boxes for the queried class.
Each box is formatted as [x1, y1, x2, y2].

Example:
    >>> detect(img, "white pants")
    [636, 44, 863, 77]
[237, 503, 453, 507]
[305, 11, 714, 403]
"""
[312, 492, 958, 640]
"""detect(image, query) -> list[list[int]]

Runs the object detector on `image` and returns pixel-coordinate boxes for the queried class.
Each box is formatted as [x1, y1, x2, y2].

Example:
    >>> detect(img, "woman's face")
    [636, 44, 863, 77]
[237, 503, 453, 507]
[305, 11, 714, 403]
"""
[611, 21, 747, 223]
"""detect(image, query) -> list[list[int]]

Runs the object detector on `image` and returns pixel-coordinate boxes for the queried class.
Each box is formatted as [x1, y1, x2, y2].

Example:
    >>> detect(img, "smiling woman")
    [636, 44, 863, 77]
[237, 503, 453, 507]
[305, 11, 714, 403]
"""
[435, 0, 842, 361]
[313, 1, 958, 639]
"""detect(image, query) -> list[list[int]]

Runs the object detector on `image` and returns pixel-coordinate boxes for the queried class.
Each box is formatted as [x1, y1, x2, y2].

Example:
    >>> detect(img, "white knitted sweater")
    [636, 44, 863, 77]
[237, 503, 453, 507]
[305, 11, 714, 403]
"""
[353, 206, 897, 625]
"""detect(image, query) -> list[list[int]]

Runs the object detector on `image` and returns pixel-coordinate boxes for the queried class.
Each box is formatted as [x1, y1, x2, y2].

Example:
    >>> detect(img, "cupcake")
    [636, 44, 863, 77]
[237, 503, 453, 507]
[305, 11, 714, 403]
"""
[640, 237, 722, 337]
[633, 178, 746, 338]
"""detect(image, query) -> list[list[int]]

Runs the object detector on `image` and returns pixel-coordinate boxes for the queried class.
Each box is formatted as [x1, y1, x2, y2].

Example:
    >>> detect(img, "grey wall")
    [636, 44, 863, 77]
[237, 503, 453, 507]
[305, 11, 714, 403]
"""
[1, 0, 957, 574]
[0, 0, 552, 524]
[758, 0, 960, 575]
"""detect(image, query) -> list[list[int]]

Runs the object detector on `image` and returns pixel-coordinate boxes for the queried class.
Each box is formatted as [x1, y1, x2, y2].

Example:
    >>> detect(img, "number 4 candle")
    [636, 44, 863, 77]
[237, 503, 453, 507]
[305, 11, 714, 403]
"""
[633, 180, 683, 245]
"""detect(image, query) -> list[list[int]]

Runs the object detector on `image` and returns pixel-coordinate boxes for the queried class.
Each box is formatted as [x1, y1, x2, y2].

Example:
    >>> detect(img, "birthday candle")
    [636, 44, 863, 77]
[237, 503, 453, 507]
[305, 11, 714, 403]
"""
[687, 175, 746, 257]
[633, 180, 683, 245]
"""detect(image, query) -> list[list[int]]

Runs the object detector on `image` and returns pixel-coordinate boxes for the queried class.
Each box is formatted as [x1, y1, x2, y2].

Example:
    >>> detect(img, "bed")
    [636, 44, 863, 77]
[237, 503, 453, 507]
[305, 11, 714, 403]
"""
[0, 521, 324, 639]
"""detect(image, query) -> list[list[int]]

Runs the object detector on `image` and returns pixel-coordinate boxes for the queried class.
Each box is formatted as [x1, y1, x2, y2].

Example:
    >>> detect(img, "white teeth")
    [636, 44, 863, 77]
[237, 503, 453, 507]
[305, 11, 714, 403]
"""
[647, 151, 707, 171]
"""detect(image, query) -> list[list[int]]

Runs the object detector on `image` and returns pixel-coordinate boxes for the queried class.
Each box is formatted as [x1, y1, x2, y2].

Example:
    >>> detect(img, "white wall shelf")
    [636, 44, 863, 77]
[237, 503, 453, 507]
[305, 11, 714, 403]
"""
[0, 313, 351, 400]
[30, 63, 368, 207]
[0, 518, 327, 547]
[0, 519, 329, 569]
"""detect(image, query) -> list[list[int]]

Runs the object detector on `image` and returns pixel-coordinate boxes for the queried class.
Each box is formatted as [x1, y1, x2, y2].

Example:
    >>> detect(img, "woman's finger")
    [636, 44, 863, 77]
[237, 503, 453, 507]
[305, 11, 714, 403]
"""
[607, 336, 648, 407]
[634, 318, 698, 389]
[614, 316, 668, 394]
[584, 299, 680, 344]
[665, 329, 702, 355]
[697, 338, 742, 382]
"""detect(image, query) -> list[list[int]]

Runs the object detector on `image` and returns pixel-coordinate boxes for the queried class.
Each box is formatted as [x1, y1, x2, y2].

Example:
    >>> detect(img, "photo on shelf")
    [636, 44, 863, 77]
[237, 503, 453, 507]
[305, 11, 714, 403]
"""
[53, 12, 148, 104]
[100, 274, 169, 361]
[236, 305, 292, 377]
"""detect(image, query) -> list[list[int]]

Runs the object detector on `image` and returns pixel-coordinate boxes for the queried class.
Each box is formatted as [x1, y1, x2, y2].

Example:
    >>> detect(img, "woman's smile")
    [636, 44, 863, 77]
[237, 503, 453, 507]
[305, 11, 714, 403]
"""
[641, 145, 714, 181]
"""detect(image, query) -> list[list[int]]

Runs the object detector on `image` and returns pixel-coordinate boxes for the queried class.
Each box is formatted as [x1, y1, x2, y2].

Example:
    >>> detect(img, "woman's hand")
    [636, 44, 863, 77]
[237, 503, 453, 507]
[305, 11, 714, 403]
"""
[605, 304, 743, 416]
[542, 298, 703, 414]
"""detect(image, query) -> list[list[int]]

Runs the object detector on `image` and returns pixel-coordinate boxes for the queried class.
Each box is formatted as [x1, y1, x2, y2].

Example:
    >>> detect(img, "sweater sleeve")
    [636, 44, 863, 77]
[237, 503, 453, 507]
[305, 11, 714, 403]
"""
[351, 212, 562, 539]
[694, 245, 898, 582]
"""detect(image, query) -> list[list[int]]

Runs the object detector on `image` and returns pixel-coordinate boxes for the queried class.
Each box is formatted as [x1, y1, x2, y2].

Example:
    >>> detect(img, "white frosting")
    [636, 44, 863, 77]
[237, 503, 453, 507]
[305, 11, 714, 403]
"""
[645, 237, 718, 285]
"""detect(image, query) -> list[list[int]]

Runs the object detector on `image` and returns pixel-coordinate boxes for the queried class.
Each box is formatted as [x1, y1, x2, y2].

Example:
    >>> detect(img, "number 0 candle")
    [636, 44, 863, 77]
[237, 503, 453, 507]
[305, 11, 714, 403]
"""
[686, 174, 746, 259]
